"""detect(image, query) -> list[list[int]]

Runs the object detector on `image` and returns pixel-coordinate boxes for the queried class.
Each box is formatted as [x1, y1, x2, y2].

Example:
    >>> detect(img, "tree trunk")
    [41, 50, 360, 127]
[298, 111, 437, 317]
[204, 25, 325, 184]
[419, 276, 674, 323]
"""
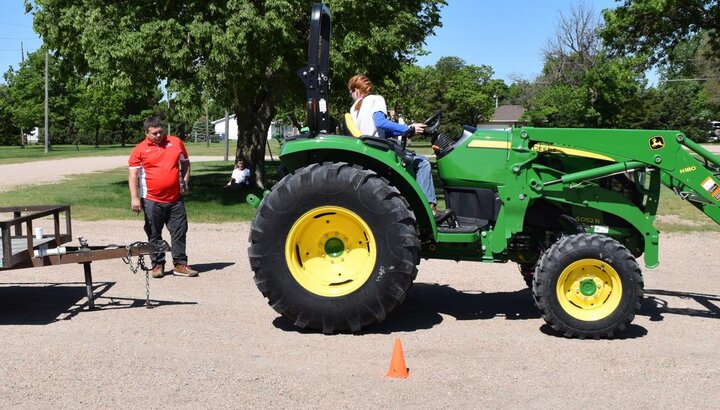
[233, 98, 276, 189]
[94, 125, 100, 148]
[120, 122, 127, 147]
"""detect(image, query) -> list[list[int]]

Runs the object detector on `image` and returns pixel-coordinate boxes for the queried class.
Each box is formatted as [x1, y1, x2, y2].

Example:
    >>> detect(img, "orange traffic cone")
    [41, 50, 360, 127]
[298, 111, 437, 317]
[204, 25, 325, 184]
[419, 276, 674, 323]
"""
[386, 337, 409, 378]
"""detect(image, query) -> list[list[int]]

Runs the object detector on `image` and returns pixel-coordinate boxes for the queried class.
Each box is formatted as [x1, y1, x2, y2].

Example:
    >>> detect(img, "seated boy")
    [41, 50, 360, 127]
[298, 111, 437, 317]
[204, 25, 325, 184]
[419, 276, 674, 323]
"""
[225, 159, 251, 189]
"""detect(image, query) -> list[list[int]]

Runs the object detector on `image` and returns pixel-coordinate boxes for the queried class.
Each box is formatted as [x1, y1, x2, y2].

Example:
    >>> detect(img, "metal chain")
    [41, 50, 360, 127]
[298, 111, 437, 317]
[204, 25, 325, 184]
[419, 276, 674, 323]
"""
[145, 270, 152, 308]
[122, 241, 153, 308]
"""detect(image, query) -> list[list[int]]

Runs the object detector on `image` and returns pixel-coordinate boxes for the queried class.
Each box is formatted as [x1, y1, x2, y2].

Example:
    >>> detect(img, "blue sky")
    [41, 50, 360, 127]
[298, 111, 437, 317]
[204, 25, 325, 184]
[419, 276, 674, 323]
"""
[417, 0, 619, 81]
[0, 1, 42, 79]
[0, 0, 622, 84]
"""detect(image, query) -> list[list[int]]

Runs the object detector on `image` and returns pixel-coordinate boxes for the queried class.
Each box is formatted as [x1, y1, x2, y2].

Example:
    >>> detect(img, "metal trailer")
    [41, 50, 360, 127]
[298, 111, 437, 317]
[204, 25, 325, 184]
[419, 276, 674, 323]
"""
[0, 205, 153, 309]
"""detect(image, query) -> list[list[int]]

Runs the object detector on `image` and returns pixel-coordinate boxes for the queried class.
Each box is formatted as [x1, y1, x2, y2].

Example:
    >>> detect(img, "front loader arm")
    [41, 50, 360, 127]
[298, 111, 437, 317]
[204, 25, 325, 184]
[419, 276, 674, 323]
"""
[656, 135, 720, 225]
[519, 128, 720, 268]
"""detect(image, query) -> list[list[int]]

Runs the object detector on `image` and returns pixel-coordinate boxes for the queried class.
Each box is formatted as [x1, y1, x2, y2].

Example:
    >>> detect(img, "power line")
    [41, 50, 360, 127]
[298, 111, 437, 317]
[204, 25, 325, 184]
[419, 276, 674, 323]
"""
[0, 21, 31, 28]
[663, 77, 720, 82]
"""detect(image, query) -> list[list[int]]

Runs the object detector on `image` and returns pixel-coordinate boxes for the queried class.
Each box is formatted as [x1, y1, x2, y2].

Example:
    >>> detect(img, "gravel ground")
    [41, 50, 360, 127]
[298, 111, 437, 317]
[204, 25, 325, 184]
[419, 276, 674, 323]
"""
[1, 158, 719, 408]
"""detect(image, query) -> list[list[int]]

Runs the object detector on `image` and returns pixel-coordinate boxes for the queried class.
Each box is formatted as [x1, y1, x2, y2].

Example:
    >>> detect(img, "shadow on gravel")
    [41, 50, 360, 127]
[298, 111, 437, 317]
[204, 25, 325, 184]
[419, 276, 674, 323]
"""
[539, 323, 648, 340]
[641, 289, 720, 322]
[0, 282, 195, 325]
[271, 283, 541, 334]
[191, 262, 235, 272]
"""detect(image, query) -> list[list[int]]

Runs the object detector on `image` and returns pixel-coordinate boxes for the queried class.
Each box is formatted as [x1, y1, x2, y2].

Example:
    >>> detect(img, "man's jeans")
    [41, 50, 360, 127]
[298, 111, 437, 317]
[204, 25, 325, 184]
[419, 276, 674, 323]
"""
[141, 198, 188, 268]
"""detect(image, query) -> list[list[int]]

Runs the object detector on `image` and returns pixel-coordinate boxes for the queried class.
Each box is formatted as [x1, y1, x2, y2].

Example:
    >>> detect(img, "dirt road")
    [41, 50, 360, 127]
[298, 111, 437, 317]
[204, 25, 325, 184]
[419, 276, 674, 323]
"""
[0, 156, 224, 193]
[1, 156, 719, 407]
[1, 219, 719, 408]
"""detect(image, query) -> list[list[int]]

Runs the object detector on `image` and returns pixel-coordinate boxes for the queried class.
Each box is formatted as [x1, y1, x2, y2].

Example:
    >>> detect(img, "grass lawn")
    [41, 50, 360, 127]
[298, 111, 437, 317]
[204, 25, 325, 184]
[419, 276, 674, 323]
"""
[655, 186, 720, 232]
[0, 161, 286, 223]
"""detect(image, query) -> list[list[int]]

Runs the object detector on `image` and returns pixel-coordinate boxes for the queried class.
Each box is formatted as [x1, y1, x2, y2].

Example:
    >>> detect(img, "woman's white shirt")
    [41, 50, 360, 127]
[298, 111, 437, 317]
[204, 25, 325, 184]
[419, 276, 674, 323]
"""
[350, 95, 388, 137]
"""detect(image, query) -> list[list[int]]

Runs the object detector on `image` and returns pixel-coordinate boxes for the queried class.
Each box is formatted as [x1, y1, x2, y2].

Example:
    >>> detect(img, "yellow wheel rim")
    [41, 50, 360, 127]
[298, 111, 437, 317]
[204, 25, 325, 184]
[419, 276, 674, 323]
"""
[556, 258, 623, 321]
[285, 206, 377, 297]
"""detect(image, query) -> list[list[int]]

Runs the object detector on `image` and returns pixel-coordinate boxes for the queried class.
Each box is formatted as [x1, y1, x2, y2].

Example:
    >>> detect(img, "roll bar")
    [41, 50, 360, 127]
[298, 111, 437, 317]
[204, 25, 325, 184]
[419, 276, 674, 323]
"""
[297, 3, 332, 135]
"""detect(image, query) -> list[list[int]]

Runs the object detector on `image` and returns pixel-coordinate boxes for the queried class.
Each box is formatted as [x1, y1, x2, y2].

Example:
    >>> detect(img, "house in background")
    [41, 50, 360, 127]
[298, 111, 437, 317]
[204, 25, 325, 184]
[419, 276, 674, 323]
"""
[211, 114, 298, 140]
[477, 104, 526, 129]
[25, 127, 39, 144]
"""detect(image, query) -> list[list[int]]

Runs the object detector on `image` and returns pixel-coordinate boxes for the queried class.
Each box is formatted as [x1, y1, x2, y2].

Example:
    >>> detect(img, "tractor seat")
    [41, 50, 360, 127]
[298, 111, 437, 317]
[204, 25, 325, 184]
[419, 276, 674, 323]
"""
[344, 113, 362, 137]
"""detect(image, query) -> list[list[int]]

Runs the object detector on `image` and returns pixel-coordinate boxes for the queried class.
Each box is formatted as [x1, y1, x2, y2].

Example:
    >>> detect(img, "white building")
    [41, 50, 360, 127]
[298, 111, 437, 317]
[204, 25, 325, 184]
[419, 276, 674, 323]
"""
[211, 115, 298, 140]
[25, 127, 39, 144]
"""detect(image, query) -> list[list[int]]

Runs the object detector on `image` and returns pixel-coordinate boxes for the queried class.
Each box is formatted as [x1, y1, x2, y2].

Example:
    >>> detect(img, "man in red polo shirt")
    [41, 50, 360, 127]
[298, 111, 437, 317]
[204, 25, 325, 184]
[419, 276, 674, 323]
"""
[128, 117, 198, 278]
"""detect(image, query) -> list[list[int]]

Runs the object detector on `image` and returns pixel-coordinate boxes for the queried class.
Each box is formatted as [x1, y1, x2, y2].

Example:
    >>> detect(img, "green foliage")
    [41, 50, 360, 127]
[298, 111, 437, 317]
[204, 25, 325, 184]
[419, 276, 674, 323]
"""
[380, 57, 497, 136]
[601, 0, 720, 66]
[522, 3, 649, 129]
[601, 1, 720, 137]
[0, 84, 20, 145]
[31, 0, 447, 186]
[3, 48, 80, 144]
[524, 54, 647, 128]
[73, 79, 123, 146]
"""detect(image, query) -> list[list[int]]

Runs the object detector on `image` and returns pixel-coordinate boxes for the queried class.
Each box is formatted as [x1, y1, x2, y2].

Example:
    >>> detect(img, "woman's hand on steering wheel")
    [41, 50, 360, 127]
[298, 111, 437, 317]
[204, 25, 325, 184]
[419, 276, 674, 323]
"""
[410, 123, 426, 134]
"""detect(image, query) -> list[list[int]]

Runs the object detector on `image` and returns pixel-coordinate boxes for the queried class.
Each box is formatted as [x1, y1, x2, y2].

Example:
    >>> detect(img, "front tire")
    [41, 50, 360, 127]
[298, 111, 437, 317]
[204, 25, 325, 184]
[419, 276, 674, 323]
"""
[248, 163, 420, 333]
[533, 233, 643, 339]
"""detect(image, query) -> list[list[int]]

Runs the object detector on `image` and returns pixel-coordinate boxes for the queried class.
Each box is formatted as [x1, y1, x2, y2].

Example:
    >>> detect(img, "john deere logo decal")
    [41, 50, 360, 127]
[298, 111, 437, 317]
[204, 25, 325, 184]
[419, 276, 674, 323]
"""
[649, 136, 665, 150]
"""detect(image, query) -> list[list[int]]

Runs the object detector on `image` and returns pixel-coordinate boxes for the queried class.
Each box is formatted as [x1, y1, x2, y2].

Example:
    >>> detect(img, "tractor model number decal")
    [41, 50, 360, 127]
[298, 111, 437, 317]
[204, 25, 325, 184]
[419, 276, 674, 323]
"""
[576, 216, 601, 224]
[679, 166, 696, 174]
[701, 176, 720, 200]
[649, 136, 665, 150]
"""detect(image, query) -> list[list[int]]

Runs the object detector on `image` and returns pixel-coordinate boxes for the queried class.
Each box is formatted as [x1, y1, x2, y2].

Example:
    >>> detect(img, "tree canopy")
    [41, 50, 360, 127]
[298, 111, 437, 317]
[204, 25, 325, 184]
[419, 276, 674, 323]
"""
[29, 0, 446, 186]
[380, 57, 500, 137]
[601, 0, 720, 65]
[522, 2, 648, 129]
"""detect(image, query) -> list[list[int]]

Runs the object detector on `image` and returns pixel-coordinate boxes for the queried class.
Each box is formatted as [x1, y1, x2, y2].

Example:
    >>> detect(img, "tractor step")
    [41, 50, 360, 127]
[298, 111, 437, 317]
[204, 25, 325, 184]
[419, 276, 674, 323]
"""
[437, 225, 479, 234]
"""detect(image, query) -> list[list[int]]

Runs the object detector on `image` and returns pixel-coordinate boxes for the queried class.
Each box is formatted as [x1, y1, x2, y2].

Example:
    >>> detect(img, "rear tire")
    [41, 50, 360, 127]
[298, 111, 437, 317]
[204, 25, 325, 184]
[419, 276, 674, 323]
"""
[533, 233, 643, 339]
[248, 163, 420, 333]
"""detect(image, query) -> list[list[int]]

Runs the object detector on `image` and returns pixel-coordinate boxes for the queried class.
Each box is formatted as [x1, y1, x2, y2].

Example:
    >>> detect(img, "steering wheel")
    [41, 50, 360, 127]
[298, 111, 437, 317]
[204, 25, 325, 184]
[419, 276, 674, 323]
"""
[423, 109, 443, 136]
[398, 109, 443, 150]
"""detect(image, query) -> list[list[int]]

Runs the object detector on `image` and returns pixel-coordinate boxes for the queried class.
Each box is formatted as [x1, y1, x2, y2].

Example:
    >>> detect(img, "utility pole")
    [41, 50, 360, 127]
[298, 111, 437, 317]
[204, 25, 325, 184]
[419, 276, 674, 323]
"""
[205, 103, 210, 147]
[166, 81, 171, 135]
[167, 99, 171, 136]
[20, 42, 24, 148]
[44, 49, 50, 153]
[224, 109, 230, 161]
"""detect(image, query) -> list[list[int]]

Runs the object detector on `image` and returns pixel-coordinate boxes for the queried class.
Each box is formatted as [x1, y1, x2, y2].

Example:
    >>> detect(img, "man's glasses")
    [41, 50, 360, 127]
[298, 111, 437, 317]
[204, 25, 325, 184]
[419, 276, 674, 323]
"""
[149, 131, 164, 137]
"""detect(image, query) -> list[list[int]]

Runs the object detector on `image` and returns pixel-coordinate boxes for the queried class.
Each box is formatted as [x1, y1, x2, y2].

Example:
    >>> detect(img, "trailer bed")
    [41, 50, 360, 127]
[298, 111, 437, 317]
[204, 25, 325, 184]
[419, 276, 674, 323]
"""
[1, 205, 154, 309]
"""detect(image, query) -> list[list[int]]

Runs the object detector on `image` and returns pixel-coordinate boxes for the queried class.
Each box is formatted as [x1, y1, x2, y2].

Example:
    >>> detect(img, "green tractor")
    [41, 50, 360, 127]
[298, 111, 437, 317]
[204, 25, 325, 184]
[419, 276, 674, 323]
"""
[248, 4, 720, 338]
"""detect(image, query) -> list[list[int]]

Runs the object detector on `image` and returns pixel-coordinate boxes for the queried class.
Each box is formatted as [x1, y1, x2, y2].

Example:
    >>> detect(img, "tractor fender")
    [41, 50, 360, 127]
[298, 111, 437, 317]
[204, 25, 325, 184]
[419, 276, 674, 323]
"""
[279, 135, 438, 240]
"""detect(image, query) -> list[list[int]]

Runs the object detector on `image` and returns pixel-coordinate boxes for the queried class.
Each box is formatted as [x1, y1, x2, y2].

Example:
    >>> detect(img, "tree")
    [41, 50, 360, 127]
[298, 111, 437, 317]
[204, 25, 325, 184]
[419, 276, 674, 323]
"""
[0, 84, 21, 145]
[543, 1, 601, 85]
[382, 57, 499, 137]
[523, 1, 647, 128]
[602, 2, 720, 130]
[4, 48, 80, 145]
[73, 79, 123, 147]
[601, 0, 720, 66]
[647, 36, 719, 140]
[30, 0, 446, 187]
